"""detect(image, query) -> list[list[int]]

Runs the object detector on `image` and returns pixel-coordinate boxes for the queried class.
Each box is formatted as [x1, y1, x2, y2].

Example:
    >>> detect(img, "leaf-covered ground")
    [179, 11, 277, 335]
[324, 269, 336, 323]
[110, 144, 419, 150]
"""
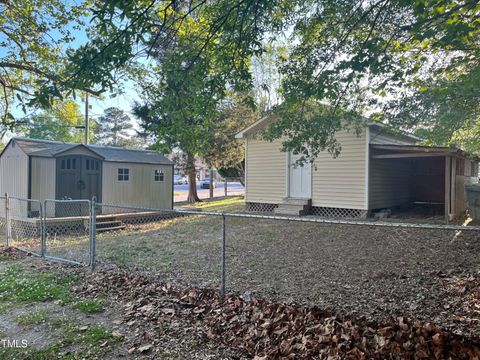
[1, 247, 480, 359]
[21, 197, 480, 339]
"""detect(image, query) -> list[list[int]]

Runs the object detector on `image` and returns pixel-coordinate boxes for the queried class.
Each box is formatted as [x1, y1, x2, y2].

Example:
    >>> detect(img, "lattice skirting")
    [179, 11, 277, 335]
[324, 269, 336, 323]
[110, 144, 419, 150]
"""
[245, 202, 278, 213]
[310, 206, 368, 219]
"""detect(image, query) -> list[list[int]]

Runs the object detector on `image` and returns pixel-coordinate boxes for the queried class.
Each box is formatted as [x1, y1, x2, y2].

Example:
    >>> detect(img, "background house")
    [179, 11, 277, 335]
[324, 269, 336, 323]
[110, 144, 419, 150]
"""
[236, 119, 479, 220]
[0, 138, 173, 216]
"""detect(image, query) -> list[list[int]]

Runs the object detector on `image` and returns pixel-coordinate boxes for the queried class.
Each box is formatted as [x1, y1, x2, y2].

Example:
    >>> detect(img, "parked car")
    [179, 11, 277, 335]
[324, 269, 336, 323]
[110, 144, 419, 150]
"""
[201, 178, 215, 189]
[174, 175, 188, 185]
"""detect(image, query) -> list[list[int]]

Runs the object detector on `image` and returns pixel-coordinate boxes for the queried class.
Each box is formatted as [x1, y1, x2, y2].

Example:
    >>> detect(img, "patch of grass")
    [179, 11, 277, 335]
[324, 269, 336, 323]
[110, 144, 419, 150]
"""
[14, 309, 48, 325]
[0, 303, 11, 314]
[73, 299, 104, 314]
[85, 325, 123, 345]
[0, 265, 77, 304]
[0, 344, 59, 360]
[182, 196, 245, 212]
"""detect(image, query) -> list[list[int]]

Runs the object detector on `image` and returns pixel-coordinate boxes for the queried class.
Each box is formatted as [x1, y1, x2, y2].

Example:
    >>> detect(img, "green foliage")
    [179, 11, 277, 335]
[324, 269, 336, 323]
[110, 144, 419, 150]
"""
[0, 0, 94, 129]
[21, 100, 87, 142]
[14, 309, 48, 325]
[203, 101, 258, 171]
[73, 299, 104, 314]
[0, 265, 75, 304]
[277, 0, 480, 154]
[263, 102, 365, 162]
[4, 0, 478, 155]
[18, 99, 97, 143]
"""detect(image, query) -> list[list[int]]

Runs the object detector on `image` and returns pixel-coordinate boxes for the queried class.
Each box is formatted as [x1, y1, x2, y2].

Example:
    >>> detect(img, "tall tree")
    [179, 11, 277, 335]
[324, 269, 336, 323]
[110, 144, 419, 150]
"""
[22, 100, 89, 142]
[203, 101, 258, 191]
[130, 0, 270, 203]
[96, 107, 134, 146]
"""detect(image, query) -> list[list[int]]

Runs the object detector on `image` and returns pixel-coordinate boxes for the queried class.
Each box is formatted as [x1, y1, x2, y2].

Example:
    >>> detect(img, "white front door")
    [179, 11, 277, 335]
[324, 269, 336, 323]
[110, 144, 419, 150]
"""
[289, 149, 312, 198]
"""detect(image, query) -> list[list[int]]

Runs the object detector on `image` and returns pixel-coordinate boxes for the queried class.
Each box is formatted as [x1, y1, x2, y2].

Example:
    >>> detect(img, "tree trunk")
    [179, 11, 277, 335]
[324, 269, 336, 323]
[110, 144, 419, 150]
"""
[208, 164, 214, 198]
[235, 163, 245, 186]
[186, 153, 201, 203]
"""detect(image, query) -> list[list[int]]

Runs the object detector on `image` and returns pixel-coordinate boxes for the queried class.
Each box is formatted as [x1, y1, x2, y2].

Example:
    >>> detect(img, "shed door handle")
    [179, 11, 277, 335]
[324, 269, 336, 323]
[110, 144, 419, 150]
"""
[77, 180, 86, 190]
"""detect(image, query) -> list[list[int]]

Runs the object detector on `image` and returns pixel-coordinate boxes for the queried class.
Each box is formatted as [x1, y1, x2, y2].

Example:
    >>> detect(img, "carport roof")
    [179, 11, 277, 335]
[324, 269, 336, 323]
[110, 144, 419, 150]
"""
[370, 144, 479, 160]
[7, 138, 173, 165]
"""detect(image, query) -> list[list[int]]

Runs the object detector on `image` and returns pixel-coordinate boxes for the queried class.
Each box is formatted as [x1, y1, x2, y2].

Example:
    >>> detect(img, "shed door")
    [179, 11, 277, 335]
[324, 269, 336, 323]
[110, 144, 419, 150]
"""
[82, 157, 102, 202]
[56, 156, 81, 200]
[56, 156, 102, 201]
[288, 148, 312, 198]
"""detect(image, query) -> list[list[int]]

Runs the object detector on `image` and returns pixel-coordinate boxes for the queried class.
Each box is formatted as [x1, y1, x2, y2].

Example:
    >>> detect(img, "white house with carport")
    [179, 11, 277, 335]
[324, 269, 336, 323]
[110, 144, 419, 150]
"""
[236, 117, 479, 220]
[0, 138, 173, 216]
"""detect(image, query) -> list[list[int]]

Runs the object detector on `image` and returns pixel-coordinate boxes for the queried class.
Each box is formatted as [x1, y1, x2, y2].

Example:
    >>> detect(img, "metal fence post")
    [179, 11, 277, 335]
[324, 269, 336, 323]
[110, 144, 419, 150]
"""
[5, 193, 11, 247]
[40, 201, 46, 257]
[220, 213, 226, 294]
[90, 197, 97, 269]
[224, 179, 227, 197]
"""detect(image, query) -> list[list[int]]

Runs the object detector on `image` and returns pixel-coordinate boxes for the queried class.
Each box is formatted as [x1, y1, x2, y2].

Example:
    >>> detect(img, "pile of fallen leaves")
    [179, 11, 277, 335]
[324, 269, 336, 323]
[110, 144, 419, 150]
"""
[73, 268, 480, 359]
[442, 273, 480, 328]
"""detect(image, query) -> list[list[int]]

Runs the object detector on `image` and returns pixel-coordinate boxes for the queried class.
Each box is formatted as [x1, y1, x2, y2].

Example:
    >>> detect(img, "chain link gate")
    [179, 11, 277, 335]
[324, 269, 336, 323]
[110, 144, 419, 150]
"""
[43, 199, 93, 265]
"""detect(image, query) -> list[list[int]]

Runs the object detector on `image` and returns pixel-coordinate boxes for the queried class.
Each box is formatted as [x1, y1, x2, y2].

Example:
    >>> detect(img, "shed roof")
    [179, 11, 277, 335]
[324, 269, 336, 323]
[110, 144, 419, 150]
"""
[7, 138, 173, 165]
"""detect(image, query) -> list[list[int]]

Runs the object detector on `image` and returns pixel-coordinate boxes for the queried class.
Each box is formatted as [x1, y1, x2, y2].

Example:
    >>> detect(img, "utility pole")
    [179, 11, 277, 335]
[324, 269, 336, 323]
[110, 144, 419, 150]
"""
[84, 93, 89, 144]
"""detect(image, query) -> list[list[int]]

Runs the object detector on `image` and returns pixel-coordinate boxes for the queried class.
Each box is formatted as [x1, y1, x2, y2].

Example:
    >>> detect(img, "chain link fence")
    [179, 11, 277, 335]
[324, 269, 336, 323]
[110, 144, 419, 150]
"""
[0, 196, 6, 249]
[94, 203, 223, 289]
[43, 199, 92, 265]
[2, 195, 480, 327]
[8, 197, 43, 256]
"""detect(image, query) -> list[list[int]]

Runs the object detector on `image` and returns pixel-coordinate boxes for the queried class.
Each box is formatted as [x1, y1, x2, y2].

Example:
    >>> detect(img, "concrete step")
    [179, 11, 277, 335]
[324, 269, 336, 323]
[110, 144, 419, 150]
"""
[96, 220, 126, 233]
[274, 207, 306, 216]
[276, 204, 307, 212]
[282, 198, 312, 206]
[96, 225, 126, 233]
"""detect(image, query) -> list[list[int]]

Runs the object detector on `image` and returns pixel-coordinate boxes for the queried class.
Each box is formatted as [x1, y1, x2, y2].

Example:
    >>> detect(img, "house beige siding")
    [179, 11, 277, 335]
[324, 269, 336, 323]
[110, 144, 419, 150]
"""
[369, 158, 413, 209]
[101, 161, 172, 211]
[311, 129, 367, 209]
[369, 128, 416, 145]
[0, 141, 29, 198]
[30, 157, 56, 202]
[245, 137, 287, 204]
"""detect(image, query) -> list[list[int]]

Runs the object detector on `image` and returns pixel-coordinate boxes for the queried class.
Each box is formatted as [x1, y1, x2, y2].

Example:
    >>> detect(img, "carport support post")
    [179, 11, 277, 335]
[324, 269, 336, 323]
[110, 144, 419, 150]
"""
[220, 213, 226, 294]
[5, 193, 11, 247]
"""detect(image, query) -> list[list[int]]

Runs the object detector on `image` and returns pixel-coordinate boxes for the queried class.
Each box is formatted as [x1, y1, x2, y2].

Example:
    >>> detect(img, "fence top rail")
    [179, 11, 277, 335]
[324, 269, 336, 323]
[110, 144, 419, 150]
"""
[44, 199, 91, 204]
[98, 202, 480, 232]
[9, 196, 42, 204]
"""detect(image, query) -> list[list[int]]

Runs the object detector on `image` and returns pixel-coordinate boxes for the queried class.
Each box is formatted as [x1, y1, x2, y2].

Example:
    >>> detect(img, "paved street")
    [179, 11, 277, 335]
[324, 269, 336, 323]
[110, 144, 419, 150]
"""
[174, 181, 244, 202]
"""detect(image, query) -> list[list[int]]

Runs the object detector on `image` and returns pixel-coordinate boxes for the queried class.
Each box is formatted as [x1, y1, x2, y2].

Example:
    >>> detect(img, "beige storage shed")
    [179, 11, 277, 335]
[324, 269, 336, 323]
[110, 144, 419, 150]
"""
[0, 138, 173, 216]
[236, 119, 478, 220]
